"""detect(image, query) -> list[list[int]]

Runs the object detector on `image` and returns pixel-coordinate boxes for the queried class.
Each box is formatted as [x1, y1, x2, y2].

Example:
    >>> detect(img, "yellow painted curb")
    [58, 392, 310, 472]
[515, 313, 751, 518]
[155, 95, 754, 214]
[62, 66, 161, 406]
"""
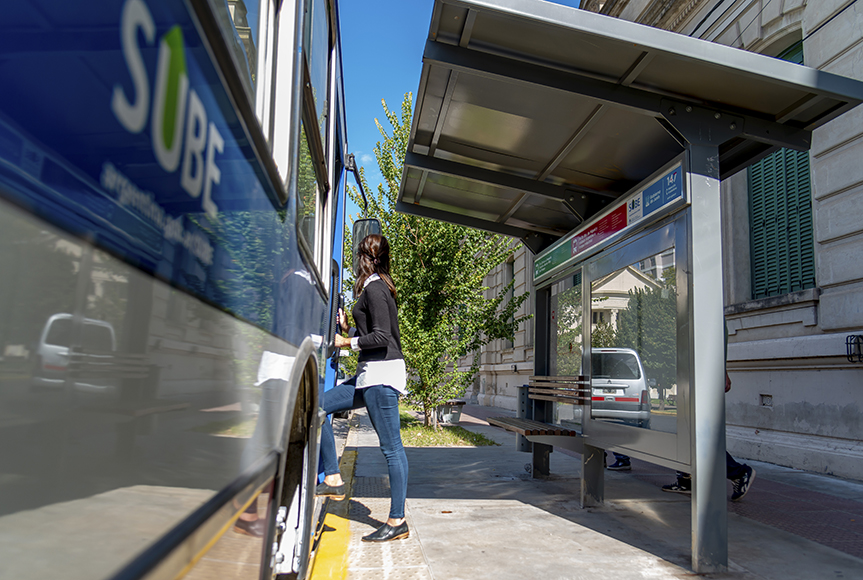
[309, 448, 357, 580]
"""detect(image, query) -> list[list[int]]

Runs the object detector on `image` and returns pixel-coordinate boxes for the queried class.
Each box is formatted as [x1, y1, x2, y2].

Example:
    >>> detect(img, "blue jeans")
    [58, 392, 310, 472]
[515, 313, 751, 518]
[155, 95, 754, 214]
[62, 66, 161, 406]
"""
[320, 379, 408, 519]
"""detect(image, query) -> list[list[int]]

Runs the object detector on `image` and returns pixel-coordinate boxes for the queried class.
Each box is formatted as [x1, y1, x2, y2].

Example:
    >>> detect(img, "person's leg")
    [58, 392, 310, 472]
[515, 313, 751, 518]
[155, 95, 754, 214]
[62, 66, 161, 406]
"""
[608, 452, 631, 471]
[726, 451, 746, 480]
[727, 452, 755, 501]
[319, 379, 362, 478]
[662, 471, 691, 494]
[362, 385, 408, 523]
[235, 380, 285, 536]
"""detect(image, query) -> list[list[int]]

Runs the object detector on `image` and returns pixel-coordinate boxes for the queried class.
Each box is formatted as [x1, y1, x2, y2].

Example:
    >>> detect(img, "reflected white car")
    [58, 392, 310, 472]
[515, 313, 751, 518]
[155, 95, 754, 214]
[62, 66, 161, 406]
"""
[590, 348, 652, 428]
[31, 313, 117, 392]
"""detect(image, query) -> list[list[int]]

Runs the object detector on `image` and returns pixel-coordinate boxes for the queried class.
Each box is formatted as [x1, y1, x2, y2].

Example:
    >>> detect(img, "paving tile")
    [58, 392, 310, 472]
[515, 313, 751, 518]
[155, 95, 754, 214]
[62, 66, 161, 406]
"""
[820, 541, 863, 560]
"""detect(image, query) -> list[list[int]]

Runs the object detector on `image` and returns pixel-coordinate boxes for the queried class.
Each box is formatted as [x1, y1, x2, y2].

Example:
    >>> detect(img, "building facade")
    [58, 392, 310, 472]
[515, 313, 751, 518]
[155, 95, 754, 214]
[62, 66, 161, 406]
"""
[466, 0, 863, 480]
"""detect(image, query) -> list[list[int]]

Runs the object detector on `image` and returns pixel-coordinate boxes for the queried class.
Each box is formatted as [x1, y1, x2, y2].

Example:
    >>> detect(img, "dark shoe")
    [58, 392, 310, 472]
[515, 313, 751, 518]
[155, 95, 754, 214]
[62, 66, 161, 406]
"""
[731, 466, 755, 501]
[661, 480, 691, 495]
[362, 521, 409, 542]
[234, 517, 266, 537]
[315, 481, 346, 501]
[607, 459, 631, 471]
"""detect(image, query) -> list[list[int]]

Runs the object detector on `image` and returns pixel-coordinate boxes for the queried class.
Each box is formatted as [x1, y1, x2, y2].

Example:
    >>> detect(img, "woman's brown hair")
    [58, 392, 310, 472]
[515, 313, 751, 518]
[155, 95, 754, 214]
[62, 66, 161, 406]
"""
[354, 234, 397, 300]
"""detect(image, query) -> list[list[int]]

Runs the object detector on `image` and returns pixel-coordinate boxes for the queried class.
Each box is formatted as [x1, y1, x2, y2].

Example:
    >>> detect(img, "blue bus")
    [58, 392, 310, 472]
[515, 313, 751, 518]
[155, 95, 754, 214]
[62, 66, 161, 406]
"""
[0, 0, 353, 578]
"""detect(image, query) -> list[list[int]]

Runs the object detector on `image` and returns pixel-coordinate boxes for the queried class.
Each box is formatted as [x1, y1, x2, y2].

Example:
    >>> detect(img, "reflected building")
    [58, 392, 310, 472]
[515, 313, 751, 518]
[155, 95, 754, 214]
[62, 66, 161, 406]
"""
[228, 0, 257, 79]
[590, 266, 661, 333]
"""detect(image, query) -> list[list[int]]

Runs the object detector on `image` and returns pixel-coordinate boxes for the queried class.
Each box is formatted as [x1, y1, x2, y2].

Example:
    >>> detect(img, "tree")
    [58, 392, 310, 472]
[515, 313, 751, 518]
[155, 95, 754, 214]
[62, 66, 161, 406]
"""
[551, 279, 582, 375]
[591, 320, 617, 349]
[345, 93, 530, 427]
[615, 267, 677, 402]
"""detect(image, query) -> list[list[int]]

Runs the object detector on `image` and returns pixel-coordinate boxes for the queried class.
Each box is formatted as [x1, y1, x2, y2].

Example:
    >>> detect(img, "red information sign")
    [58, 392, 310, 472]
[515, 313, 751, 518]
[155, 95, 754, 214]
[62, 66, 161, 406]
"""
[570, 204, 627, 257]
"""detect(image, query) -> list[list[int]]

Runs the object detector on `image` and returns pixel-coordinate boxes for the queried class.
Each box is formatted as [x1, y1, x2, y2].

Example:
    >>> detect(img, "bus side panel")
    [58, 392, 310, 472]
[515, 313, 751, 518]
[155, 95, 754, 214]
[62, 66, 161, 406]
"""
[0, 0, 326, 578]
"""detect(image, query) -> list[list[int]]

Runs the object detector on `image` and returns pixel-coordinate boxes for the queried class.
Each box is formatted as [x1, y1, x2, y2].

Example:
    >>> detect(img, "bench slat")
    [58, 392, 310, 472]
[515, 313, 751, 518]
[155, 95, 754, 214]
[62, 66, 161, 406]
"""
[486, 416, 578, 437]
[528, 387, 585, 395]
[527, 375, 589, 406]
[529, 394, 589, 404]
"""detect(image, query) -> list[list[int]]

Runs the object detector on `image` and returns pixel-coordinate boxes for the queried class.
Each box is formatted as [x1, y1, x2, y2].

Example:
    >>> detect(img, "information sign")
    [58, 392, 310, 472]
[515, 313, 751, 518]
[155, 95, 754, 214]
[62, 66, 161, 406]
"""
[535, 163, 684, 281]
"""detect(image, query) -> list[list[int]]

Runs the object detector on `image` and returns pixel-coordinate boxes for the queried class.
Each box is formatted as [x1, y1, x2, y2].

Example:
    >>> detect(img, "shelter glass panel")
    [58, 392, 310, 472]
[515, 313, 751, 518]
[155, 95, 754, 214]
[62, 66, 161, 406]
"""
[589, 249, 677, 434]
[549, 270, 584, 430]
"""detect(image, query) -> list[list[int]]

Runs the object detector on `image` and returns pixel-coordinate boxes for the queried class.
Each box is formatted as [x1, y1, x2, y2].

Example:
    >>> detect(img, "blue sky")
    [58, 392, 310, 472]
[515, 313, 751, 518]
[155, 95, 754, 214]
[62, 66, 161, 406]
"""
[338, 0, 582, 222]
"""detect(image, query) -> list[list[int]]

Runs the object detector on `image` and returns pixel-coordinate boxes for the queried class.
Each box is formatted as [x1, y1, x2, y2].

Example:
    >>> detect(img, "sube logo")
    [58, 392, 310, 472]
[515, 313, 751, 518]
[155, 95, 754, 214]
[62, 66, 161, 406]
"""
[628, 198, 641, 211]
[112, 0, 222, 219]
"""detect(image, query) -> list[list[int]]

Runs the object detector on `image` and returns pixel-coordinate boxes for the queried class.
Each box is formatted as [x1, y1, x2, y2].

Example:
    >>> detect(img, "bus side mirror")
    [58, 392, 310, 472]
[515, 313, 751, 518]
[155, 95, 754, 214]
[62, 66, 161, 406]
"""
[352, 219, 381, 275]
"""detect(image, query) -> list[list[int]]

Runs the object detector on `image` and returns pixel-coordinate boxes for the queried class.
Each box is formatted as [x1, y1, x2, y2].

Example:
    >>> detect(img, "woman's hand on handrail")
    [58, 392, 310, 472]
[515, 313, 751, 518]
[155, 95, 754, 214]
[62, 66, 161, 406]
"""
[337, 308, 350, 334]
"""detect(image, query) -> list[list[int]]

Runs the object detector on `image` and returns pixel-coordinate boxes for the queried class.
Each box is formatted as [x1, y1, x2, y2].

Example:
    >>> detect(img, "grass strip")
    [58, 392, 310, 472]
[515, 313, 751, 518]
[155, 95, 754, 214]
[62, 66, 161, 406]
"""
[399, 407, 499, 447]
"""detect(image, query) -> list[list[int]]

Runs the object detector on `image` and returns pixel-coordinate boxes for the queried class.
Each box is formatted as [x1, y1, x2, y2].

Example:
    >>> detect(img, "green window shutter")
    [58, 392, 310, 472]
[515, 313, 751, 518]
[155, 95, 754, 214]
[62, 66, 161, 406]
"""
[748, 41, 815, 299]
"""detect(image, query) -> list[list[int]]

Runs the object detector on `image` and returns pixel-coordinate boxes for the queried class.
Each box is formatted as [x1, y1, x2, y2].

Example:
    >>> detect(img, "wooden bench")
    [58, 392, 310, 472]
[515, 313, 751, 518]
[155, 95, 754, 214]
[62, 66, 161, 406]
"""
[486, 376, 591, 475]
[527, 375, 590, 405]
[486, 417, 579, 437]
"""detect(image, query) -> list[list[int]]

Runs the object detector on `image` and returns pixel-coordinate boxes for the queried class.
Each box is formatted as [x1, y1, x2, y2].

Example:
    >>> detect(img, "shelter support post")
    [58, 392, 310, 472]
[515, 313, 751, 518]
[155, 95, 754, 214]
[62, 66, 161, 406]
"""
[531, 288, 552, 477]
[516, 384, 532, 453]
[581, 444, 604, 508]
[532, 399, 552, 477]
[532, 442, 551, 477]
[687, 143, 728, 573]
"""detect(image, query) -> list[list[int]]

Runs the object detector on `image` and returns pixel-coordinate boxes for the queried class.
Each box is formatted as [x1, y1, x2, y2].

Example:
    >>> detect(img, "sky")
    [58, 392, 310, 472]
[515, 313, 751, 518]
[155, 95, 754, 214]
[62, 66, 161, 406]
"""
[337, 0, 583, 222]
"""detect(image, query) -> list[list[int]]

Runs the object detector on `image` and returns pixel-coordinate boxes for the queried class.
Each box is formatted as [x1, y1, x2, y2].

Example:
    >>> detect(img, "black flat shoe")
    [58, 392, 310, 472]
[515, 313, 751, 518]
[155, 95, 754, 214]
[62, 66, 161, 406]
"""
[233, 518, 266, 537]
[315, 481, 346, 500]
[362, 521, 409, 542]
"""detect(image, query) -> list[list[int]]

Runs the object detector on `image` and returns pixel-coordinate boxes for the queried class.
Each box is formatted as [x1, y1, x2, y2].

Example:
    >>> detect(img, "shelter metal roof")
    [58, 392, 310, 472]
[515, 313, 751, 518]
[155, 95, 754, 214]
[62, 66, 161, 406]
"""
[397, 0, 863, 252]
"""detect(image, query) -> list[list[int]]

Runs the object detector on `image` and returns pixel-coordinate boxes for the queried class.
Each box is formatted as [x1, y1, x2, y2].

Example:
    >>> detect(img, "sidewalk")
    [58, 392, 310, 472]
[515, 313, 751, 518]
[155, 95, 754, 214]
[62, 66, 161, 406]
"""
[311, 404, 863, 579]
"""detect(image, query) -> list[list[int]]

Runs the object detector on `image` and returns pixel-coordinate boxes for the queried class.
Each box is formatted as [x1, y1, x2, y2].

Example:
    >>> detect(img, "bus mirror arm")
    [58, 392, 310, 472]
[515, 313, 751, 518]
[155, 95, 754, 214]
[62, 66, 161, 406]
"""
[346, 153, 368, 217]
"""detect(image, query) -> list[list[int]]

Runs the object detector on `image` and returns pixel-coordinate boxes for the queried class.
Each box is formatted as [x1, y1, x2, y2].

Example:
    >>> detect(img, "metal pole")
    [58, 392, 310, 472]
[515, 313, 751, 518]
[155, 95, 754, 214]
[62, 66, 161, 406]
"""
[346, 153, 368, 217]
[687, 143, 728, 573]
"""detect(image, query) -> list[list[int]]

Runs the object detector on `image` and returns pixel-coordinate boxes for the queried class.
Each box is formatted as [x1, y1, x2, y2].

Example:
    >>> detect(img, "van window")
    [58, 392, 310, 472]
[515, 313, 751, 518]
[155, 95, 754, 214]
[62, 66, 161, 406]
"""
[83, 324, 114, 351]
[44, 318, 114, 350]
[592, 352, 640, 380]
[45, 318, 72, 347]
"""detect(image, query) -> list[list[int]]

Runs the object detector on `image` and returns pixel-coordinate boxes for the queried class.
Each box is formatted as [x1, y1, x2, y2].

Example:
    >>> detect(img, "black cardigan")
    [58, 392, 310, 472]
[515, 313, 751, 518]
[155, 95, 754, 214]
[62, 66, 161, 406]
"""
[352, 279, 403, 363]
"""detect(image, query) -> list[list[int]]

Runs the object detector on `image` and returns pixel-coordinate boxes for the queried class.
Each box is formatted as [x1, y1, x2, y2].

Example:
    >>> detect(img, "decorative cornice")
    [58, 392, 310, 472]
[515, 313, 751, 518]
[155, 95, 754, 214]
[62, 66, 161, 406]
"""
[667, 0, 707, 32]
[606, 0, 705, 32]
[581, 0, 628, 17]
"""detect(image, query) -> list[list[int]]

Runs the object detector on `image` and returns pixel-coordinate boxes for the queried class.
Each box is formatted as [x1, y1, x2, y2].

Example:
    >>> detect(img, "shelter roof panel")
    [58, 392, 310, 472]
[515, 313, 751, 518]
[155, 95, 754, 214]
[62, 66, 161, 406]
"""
[401, 0, 863, 253]
[511, 195, 580, 236]
[555, 107, 682, 191]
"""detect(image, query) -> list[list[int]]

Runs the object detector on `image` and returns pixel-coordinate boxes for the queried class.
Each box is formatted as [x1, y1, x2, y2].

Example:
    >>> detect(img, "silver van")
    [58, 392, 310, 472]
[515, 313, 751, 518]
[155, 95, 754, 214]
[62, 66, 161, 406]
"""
[31, 313, 117, 392]
[590, 348, 652, 428]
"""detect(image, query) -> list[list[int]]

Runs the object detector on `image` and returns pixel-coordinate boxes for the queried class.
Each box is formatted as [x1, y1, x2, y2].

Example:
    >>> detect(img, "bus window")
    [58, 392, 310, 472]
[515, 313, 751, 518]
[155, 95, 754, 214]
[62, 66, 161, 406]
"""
[305, 0, 331, 147]
[297, 0, 333, 272]
[298, 121, 320, 252]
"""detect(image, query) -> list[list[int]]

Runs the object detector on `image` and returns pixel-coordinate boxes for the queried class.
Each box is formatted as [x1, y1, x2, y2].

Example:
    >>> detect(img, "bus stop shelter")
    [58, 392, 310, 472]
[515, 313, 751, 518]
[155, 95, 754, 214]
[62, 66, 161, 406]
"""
[397, 0, 863, 572]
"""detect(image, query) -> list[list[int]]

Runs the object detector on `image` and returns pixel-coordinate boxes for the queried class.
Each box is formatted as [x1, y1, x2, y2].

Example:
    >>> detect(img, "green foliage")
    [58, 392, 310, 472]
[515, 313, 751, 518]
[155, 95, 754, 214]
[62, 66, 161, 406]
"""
[345, 93, 530, 426]
[398, 407, 499, 447]
[591, 320, 617, 348]
[615, 267, 677, 390]
[552, 282, 583, 375]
